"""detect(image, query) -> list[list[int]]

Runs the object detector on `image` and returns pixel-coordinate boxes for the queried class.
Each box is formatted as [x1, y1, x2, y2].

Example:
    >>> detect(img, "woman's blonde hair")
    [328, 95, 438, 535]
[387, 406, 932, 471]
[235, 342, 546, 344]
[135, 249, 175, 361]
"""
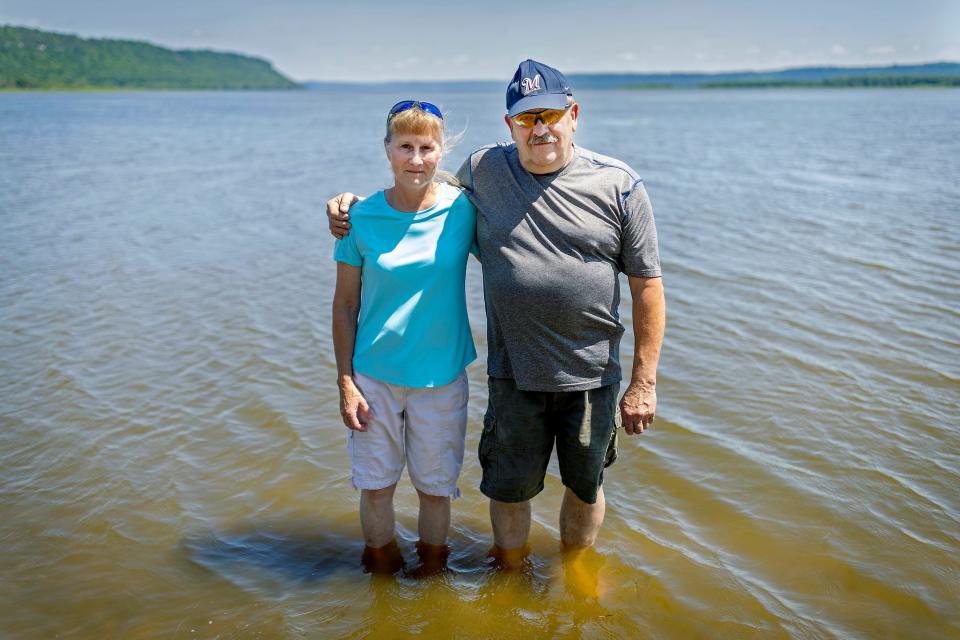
[385, 107, 445, 145]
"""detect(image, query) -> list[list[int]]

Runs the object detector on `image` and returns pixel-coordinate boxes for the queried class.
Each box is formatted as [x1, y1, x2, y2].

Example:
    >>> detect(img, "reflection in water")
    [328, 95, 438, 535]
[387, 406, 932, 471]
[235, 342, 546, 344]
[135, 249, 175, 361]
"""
[181, 519, 636, 638]
[559, 544, 606, 601]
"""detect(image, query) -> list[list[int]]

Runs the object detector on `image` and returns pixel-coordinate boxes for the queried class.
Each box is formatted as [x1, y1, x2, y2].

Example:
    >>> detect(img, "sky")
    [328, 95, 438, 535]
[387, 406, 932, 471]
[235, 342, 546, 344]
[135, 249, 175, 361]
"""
[2, 0, 958, 82]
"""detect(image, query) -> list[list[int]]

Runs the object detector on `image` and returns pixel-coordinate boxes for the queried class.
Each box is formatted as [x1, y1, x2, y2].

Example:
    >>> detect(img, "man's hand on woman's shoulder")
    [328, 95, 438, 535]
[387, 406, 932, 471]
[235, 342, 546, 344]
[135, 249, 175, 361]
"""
[327, 192, 359, 239]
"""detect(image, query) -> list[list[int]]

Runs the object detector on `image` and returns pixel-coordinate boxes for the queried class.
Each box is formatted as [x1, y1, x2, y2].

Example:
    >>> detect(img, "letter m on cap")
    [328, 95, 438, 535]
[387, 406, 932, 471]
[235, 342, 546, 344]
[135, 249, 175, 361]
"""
[521, 74, 542, 95]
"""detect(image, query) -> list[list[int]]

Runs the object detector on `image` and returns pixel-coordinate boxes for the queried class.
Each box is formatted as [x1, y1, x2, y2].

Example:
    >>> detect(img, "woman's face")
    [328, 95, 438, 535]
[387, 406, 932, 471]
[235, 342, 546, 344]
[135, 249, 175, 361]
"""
[385, 132, 442, 191]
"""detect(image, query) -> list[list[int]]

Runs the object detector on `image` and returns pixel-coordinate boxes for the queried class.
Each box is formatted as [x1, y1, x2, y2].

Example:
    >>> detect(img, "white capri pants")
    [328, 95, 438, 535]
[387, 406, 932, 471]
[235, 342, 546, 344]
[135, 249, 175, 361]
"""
[347, 371, 468, 498]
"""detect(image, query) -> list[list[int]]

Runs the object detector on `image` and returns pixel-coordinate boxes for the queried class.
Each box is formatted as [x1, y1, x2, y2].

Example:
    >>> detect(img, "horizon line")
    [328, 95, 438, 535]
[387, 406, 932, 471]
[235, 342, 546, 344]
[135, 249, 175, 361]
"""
[300, 60, 960, 85]
[4, 23, 957, 85]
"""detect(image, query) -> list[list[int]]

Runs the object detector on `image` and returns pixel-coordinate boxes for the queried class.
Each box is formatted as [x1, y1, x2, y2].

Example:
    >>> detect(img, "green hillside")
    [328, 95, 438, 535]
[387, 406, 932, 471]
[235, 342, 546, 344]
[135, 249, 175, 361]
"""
[0, 25, 300, 89]
[570, 62, 960, 89]
[700, 75, 960, 88]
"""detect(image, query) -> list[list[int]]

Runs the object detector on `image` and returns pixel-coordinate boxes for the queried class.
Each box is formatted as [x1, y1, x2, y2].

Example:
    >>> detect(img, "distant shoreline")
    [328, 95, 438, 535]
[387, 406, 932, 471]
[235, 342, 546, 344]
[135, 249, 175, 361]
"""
[5, 22, 958, 92]
[0, 86, 303, 93]
[1, 25, 300, 90]
[694, 76, 960, 89]
[622, 83, 960, 90]
[5, 83, 958, 93]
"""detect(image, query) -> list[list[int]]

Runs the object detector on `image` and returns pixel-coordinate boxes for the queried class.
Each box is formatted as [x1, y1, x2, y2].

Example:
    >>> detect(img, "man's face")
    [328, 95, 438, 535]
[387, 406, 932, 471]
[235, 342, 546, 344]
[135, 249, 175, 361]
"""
[505, 103, 579, 175]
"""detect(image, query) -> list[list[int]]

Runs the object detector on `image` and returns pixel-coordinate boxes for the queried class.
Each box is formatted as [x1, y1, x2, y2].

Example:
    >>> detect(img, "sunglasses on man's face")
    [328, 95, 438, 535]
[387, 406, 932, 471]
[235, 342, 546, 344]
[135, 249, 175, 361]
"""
[511, 106, 570, 128]
[388, 100, 444, 120]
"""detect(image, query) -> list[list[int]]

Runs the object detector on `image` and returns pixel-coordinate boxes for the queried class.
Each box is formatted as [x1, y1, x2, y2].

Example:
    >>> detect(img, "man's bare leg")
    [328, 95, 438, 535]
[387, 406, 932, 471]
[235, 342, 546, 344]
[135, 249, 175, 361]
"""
[559, 486, 605, 547]
[488, 499, 531, 569]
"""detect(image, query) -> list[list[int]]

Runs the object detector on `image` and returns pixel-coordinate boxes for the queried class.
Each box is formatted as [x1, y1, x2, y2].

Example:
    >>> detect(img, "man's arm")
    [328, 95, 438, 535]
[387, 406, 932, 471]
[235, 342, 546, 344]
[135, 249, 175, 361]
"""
[327, 193, 360, 239]
[327, 152, 473, 239]
[619, 276, 665, 435]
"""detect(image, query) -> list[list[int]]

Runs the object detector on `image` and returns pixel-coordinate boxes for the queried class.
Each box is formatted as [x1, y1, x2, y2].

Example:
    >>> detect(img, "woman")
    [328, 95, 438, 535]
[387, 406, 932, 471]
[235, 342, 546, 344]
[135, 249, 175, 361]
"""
[331, 100, 476, 576]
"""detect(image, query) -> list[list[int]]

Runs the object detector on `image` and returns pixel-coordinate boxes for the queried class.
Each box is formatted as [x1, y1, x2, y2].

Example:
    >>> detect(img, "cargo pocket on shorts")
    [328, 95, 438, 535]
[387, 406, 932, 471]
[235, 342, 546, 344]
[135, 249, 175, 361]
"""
[604, 411, 621, 468]
[478, 411, 496, 480]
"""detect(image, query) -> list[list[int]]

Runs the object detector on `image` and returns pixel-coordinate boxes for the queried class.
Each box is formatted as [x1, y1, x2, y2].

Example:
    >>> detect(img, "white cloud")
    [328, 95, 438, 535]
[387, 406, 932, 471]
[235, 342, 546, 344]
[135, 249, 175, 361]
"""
[453, 54, 469, 65]
[618, 51, 638, 62]
[867, 45, 896, 55]
[745, 46, 761, 55]
[935, 46, 960, 59]
[830, 44, 848, 56]
[392, 56, 420, 70]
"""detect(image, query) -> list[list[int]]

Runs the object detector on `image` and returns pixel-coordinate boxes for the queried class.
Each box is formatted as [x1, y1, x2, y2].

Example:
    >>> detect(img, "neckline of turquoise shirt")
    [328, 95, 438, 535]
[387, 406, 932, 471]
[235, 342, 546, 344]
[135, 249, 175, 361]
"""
[378, 183, 456, 220]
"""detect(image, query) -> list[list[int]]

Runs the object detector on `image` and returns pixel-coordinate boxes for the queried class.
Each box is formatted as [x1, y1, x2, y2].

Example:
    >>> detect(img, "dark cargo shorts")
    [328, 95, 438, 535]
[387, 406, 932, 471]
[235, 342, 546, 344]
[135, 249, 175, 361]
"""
[478, 377, 620, 505]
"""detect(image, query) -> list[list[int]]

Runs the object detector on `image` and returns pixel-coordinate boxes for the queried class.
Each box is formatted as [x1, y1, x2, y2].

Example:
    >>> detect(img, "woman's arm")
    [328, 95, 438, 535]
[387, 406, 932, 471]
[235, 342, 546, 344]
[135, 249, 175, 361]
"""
[331, 262, 370, 431]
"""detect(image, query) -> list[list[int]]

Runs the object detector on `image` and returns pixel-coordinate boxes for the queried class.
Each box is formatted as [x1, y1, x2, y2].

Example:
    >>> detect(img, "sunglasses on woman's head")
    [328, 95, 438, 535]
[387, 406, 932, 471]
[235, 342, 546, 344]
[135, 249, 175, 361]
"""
[511, 106, 570, 128]
[388, 100, 444, 120]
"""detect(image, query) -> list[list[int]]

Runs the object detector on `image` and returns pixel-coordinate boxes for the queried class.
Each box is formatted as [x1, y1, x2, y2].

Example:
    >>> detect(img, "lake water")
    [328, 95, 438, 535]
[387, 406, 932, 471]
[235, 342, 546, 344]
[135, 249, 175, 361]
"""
[1, 87, 958, 639]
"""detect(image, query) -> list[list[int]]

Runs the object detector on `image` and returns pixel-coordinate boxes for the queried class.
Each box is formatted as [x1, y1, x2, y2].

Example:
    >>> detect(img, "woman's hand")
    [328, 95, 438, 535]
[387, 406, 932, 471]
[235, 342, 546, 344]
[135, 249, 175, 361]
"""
[339, 376, 371, 431]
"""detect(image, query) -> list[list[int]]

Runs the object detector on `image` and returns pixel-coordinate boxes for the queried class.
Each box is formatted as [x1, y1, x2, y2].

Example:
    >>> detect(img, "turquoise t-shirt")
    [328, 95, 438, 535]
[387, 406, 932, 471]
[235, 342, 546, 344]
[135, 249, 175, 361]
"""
[333, 183, 477, 388]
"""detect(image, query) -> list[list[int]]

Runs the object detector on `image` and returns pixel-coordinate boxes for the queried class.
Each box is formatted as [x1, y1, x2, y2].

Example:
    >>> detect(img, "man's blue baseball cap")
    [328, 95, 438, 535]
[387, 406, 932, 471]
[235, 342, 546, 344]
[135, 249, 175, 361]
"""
[506, 59, 573, 117]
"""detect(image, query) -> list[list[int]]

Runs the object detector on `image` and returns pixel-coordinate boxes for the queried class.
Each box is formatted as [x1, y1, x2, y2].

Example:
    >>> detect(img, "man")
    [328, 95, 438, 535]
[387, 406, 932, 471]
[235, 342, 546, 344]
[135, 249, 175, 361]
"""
[327, 59, 664, 567]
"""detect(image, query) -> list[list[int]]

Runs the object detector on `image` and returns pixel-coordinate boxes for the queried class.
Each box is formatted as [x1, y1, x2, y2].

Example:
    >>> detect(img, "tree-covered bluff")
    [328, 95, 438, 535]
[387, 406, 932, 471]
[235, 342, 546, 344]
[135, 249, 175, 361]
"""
[1, 25, 300, 90]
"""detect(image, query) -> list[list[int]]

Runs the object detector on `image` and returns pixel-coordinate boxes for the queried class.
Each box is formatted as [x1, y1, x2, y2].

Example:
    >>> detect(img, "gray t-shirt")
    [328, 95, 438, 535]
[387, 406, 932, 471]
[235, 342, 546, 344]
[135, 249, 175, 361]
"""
[456, 143, 661, 392]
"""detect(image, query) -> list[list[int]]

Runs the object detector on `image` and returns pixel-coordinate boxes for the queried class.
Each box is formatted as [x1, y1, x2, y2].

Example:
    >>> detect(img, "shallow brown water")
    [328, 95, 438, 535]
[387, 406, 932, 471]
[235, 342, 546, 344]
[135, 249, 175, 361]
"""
[1, 89, 958, 638]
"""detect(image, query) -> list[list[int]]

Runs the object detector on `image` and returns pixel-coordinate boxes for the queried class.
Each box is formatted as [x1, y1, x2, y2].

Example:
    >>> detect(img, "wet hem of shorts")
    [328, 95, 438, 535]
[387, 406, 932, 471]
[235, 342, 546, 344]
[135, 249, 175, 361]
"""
[559, 478, 605, 505]
[351, 474, 403, 491]
[479, 480, 544, 503]
[412, 484, 462, 500]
